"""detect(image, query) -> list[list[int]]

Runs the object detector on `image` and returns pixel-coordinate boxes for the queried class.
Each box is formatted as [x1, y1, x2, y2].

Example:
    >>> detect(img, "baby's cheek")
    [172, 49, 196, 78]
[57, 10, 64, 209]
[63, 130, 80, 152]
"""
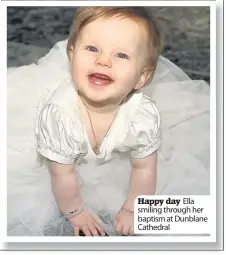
[118, 69, 139, 85]
[71, 61, 87, 78]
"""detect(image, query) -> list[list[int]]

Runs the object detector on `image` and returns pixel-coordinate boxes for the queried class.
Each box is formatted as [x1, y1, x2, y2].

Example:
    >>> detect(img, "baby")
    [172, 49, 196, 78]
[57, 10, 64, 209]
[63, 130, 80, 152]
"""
[19, 7, 163, 236]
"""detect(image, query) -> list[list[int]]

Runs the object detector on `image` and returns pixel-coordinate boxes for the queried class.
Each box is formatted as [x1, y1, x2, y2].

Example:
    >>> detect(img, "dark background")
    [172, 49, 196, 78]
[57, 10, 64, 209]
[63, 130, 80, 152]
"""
[7, 7, 210, 82]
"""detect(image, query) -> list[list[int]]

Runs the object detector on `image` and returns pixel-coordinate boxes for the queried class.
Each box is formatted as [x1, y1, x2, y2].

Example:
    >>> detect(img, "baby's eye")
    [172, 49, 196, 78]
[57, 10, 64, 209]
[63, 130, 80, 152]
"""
[116, 53, 129, 60]
[85, 45, 98, 52]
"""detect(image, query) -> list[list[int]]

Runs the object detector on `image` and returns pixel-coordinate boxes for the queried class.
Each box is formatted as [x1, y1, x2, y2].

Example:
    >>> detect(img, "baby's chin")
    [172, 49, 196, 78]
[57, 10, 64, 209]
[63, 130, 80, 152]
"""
[78, 88, 120, 108]
[84, 93, 113, 106]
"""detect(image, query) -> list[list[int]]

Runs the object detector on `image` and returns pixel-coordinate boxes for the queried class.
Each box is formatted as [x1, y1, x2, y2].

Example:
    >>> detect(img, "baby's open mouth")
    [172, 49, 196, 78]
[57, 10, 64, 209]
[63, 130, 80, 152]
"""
[88, 73, 113, 86]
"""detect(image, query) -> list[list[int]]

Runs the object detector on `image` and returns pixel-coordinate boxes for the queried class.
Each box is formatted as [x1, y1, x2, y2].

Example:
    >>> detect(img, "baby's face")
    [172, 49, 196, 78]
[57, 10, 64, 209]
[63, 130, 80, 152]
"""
[69, 16, 150, 105]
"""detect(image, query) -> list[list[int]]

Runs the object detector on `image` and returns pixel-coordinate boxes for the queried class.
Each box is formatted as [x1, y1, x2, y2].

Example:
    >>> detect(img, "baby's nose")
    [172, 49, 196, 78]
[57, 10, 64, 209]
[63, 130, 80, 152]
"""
[95, 53, 112, 68]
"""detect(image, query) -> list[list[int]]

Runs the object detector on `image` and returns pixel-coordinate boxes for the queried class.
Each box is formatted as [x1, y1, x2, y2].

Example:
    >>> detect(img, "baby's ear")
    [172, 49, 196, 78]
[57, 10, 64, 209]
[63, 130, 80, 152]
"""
[134, 67, 154, 90]
[68, 45, 74, 62]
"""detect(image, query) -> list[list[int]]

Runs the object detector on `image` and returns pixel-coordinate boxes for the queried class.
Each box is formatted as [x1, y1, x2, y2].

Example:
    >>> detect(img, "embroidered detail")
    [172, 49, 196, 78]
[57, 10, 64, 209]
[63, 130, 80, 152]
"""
[36, 139, 77, 158]
[131, 132, 161, 157]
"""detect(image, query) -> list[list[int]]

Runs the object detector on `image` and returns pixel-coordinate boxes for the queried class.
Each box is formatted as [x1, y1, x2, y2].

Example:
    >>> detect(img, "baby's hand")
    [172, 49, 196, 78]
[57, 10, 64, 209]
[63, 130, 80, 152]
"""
[114, 209, 134, 236]
[69, 209, 106, 236]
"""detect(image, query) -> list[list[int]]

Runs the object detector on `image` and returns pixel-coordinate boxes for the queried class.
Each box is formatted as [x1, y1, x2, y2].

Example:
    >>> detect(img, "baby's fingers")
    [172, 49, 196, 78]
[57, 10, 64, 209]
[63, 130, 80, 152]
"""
[121, 225, 129, 236]
[114, 221, 123, 235]
[81, 225, 92, 236]
[73, 225, 80, 236]
[129, 225, 135, 236]
[88, 222, 102, 236]
[93, 221, 106, 236]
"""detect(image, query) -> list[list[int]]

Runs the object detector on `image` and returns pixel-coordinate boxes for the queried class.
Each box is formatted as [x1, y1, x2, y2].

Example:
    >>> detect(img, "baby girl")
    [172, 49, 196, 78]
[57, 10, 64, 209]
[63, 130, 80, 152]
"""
[35, 7, 162, 236]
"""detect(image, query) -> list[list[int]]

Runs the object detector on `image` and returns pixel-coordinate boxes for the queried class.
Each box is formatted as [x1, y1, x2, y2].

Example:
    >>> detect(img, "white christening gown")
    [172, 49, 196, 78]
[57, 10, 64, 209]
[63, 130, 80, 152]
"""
[7, 40, 210, 236]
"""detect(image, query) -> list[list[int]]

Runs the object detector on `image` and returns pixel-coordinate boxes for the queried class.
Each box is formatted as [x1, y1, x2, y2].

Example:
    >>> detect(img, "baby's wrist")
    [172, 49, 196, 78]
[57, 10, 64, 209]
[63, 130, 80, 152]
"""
[121, 200, 135, 213]
[63, 202, 85, 221]
[61, 196, 84, 218]
[120, 207, 134, 214]
[120, 202, 134, 214]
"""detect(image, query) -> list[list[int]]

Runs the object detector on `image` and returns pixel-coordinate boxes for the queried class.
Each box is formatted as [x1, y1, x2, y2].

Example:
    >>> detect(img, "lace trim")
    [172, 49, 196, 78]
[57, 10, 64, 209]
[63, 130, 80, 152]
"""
[36, 138, 77, 158]
[131, 132, 161, 157]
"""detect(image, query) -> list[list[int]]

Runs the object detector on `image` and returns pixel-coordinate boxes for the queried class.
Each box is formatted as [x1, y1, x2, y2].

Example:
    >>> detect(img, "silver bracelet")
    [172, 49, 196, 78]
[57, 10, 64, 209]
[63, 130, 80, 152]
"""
[64, 204, 84, 219]
[120, 208, 134, 214]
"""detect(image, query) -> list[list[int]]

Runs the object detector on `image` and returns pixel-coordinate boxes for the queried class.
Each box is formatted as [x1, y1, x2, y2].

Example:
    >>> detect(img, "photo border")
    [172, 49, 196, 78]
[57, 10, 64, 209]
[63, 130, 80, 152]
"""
[1, 0, 223, 251]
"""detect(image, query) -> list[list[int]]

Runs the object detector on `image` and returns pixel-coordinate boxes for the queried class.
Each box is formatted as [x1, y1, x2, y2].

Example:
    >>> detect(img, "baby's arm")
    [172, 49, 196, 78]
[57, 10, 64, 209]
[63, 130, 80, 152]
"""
[48, 161, 82, 213]
[114, 151, 157, 235]
[48, 161, 105, 236]
[123, 151, 157, 211]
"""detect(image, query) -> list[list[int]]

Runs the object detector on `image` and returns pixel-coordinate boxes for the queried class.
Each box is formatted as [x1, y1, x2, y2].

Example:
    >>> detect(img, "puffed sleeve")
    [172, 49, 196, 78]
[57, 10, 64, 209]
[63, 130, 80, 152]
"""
[35, 103, 83, 164]
[125, 96, 161, 158]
